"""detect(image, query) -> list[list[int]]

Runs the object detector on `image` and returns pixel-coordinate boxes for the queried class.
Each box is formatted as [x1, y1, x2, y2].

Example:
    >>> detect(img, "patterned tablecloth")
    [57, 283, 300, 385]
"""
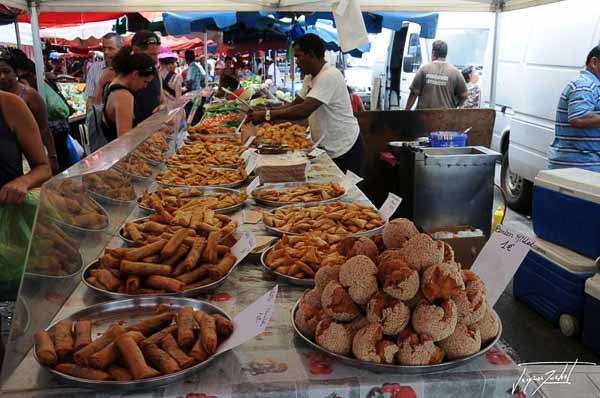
[0, 154, 523, 398]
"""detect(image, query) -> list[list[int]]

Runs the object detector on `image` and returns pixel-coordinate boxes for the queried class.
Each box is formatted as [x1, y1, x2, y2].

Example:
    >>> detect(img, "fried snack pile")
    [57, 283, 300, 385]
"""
[34, 306, 233, 381]
[157, 166, 247, 187]
[44, 180, 108, 230]
[136, 133, 169, 163]
[264, 232, 347, 279]
[254, 182, 345, 204]
[186, 134, 241, 144]
[254, 122, 313, 150]
[28, 218, 81, 276]
[262, 201, 385, 235]
[295, 218, 499, 366]
[139, 187, 247, 214]
[84, 169, 136, 201]
[167, 143, 243, 168]
[116, 153, 153, 178]
[177, 143, 244, 156]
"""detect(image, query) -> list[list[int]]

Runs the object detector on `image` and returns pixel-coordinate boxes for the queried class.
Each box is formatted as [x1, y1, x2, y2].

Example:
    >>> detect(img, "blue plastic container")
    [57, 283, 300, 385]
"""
[533, 168, 600, 259]
[584, 274, 600, 353]
[429, 131, 468, 147]
[514, 238, 596, 326]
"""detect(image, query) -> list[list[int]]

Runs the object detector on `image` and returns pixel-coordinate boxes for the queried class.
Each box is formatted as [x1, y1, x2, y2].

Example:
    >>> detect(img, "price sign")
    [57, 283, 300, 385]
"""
[231, 231, 257, 266]
[341, 170, 364, 191]
[247, 176, 260, 194]
[470, 225, 535, 306]
[241, 148, 256, 162]
[245, 151, 259, 175]
[309, 148, 326, 158]
[378, 192, 402, 221]
[216, 285, 278, 354]
[244, 135, 256, 148]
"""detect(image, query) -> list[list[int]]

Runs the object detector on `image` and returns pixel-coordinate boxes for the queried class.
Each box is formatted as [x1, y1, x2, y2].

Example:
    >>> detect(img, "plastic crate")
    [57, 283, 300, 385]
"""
[429, 131, 468, 147]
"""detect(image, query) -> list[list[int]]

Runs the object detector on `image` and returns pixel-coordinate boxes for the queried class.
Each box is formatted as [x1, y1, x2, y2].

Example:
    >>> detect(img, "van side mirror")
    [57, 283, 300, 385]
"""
[403, 55, 415, 73]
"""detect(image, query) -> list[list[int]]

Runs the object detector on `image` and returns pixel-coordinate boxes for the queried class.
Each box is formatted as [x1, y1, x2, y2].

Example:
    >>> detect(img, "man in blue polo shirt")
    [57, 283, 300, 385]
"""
[548, 45, 600, 171]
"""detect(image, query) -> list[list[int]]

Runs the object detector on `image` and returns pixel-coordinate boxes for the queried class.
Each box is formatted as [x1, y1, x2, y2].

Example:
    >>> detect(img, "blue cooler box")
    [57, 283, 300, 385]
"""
[514, 238, 596, 328]
[533, 168, 600, 259]
[584, 273, 600, 353]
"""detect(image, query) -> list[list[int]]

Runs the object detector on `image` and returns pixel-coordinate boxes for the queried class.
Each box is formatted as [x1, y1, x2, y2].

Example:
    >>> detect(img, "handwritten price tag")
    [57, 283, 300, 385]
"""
[378, 193, 402, 221]
[241, 148, 256, 162]
[247, 176, 260, 194]
[231, 231, 257, 266]
[245, 151, 259, 175]
[309, 148, 326, 158]
[216, 285, 278, 354]
[470, 225, 535, 306]
[341, 170, 364, 191]
[244, 135, 256, 148]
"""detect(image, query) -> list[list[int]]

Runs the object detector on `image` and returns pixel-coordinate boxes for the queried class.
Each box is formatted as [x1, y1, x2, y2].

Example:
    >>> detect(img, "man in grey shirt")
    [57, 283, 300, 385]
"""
[405, 40, 468, 110]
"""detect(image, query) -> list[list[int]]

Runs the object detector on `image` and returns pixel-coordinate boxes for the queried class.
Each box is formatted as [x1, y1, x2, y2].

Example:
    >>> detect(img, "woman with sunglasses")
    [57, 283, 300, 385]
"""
[101, 47, 157, 141]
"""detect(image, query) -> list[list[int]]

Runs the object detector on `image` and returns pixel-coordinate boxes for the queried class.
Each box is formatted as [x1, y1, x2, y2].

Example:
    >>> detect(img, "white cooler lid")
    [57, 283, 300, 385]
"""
[532, 238, 598, 273]
[585, 274, 600, 299]
[534, 168, 600, 205]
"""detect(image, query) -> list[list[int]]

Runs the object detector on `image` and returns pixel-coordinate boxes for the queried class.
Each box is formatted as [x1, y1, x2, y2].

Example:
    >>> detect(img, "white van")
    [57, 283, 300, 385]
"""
[491, 0, 600, 211]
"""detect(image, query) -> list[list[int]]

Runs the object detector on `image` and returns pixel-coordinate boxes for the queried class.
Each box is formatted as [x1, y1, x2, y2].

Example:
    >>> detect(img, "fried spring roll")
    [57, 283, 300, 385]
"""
[123, 240, 167, 262]
[146, 275, 185, 293]
[88, 331, 144, 370]
[115, 334, 161, 380]
[217, 245, 230, 256]
[141, 325, 177, 347]
[143, 343, 181, 374]
[126, 275, 141, 293]
[125, 224, 144, 242]
[160, 334, 196, 369]
[142, 255, 161, 264]
[141, 221, 168, 234]
[126, 313, 175, 336]
[194, 311, 218, 355]
[86, 276, 107, 290]
[74, 324, 126, 366]
[74, 213, 106, 228]
[107, 365, 133, 381]
[213, 314, 234, 340]
[163, 244, 190, 267]
[177, 307, 195, 349]
[74, 320, 92, 351]
[55, 363, 111, 381]
[96, 269, 121, 291]
[53, 319, 74, 359]
[204, 232, 220, 264]
[208, 254, 236, 281]
[176, 238, 206, 274]
[99, 254, 120, 269]
[105, 247, 128, 258]
[35, 330, 57, 366]
[176, 264, 209, 285]
[189, 335, 209, 363]
[161, 228, 191, 259]
[183, 279, 215, 290]
[120, 260, 172, 276]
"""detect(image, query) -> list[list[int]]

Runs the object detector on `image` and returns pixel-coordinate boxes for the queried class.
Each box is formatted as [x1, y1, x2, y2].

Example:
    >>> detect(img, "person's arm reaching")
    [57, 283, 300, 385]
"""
[26, 90, 59, 174]
[405, 92, 418, 110]
[0, 94, 51, 204]
[249, 97, 321, 123]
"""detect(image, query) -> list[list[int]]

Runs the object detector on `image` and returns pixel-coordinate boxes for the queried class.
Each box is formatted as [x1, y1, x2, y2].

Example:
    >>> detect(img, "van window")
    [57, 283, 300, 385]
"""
[403, 33, 422, 73]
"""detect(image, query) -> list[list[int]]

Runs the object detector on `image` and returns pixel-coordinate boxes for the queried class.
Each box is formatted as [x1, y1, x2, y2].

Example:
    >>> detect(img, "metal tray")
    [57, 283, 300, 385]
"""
[136, 186, 246, 216]
[82, 259, 239, 299]
[156, 168, 247, 190]
[49, 196, 111, 235]
[138, 153, 164, 167]
[259, 243, 315, 287]
[119, 216, 149, 246]
[87, 188, 137, 207]
[251, 181, 346, 207]
[291, 299, 502, 374]
[262, 202, 385, 237]
[34, 297, 232, 391]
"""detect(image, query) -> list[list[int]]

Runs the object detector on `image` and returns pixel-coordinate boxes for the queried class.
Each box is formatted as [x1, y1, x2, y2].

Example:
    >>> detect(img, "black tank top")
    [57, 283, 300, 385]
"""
[102, 84, 136, 142]
[0, 103, 24, 188]
[134, 73, 161, 124]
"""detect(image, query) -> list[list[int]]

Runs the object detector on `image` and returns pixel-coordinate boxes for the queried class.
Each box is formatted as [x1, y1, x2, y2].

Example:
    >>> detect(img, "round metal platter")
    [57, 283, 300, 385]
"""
[136, 186, 246, 215]
[50, 197, 111, 235]
[87, 188, 137, 207]
[251, 181, 346, 208]
[291, 299, 502, 374]
[259, 243, 315, 287]
[34, 297, 232, 391]
[156, 170, 247, 190]
[118, 216, 148, 246]
[113, 165, 154, 183]
[24, 250, 84, 280]
[138, 153, 164, 167]
[82, 259, 239, 299]
[262, 202, 385, 237]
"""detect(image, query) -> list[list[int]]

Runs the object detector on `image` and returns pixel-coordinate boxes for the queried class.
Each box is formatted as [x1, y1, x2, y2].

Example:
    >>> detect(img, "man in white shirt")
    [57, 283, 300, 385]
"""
[249, 34, 363, 175]
[267, 60, 284, 88]
[84, 32, 122, 110]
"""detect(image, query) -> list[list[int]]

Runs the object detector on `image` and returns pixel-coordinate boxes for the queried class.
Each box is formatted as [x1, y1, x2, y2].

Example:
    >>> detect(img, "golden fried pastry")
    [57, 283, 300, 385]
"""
[44, 180, 109, 230]
[462, 270, 487, 296]
[352, 323, 384, 363]
[377, 249, 406, 269]
[400, 233, 445, 272]
[168, 143, 244, 168]
[315, 319, 354, 355]
[254, 182, 345, 204]
[411, 299, 457, 342]
[263, 201, 385, 235]
[294, 302, 326, 339]
[84, 169, 136, 201]
[254, 122, 312, 150]
[116, 153, 153, 178]
[366, 292, 410, 336]
[337, 236, 379, 262]
[439, 324, 481, 360]
[136, 133, 169, 162]
[396, 329, 445, 365]
[381, 264, 420, 301]
[300, 288, 322, 308]
[471, 303, 499, 344]
[186, 134, 241, 144]
[157, 166, 247, 187]
[376, 340, 399, 364]
[339, 255, 378, 305]
[421, 262, 465, 301]
[321, 281, 361, 322]
[453, 286, 486, 326]
[139, 187, 246, 214]
[382, 218, 419, 249]
[314, 265, 341, 293]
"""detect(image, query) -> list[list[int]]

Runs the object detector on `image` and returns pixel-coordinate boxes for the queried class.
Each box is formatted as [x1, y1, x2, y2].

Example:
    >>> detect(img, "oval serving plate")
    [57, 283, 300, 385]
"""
[251, 181, 346, 208]
[34, 297, 232, 391]
[259, 243, 315, 288]
[291, 299, 502, 374]
[262, 202, 385, 238]
[136, 186, 246, 216]
[156, 168, 247, 190]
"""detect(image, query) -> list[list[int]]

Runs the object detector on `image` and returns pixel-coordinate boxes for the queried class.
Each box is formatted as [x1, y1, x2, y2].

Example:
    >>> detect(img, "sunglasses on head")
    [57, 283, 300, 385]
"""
[141, 36, 161, 46]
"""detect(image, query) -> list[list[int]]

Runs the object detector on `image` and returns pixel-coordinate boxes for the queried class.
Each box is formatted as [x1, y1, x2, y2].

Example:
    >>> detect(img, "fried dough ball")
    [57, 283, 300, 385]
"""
[366, 292, 410, 336]
[412, 299, 457, 342]
[382, 265, 420, 301]
[453, 287, 486, 326]
[315, 319, 354, 355]
[339, 255, 378, 306]
[382, 218, 419, 249]
[295, 303, 327, 339]
[314, 265, 341, 293]
[439, 323, 481, 359]
[462, 269, 487, 296]
[400, 234, 444, 272]
[472, 302, 499, 345]
[369, 233, 386, 253]
[421, 262, 465, 301]
[352, 323, 383, 363]
[321, 281, 361, 322]
[377, 249, 406, 269]
[376, 340, 399, 364]
[396, 329, 445, 365]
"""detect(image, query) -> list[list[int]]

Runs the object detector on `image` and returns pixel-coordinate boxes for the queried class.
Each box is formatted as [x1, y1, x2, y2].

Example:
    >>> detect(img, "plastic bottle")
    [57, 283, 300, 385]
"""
[493, 206, 505, 231]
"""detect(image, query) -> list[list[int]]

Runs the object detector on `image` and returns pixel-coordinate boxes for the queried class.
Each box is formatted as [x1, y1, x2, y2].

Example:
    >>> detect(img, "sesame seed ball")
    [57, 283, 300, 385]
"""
[382, 266, 420, 301]
[453, 288, 486, 326]
[339, 255, 379, 306]
[396, 329, 445, 365]
[439, 324, 481, 360]
[412, 299, 458, 342]
[366, 292, 411, 336]
[295, 303, 327, 339]
[471, 302, 499, 345]
[376, 340, 399, 364]
[321, 281, 361, 322]
[348, 237, 379, 262]
[400, 234, 444, 272]
[300, 288, 322, 309]
[315, 319, 353, 355]
[421, 262, 466, 301]
[314, 264, 341, 293]
[382, 218, 419, 249]
[352, 323, 383, 363]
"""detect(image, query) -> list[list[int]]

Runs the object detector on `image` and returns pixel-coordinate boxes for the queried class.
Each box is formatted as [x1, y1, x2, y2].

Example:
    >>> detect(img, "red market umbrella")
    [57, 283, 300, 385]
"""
[17, 12, 124, 28]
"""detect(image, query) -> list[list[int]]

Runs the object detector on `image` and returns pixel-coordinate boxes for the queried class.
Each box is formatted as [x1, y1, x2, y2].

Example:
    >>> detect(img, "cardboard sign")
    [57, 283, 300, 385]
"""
[245, 151, 259, 175]
[247, 176, 260, 194]
[230, 231, 257, 266]
[216, 285, 278, 354]
[341, 170, 364, 191]
[470, 225, 535, 306]
[379, 192, 402, 221]
[244, 135, 256, 148]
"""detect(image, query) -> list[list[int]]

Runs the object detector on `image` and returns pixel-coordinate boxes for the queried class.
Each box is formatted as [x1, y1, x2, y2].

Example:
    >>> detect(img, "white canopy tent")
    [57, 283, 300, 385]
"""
[4, 0, 565, 107]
